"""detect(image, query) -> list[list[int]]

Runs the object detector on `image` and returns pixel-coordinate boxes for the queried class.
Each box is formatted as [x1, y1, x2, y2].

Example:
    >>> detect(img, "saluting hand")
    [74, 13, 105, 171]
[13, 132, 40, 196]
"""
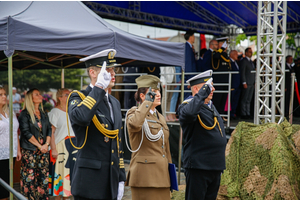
[95, 61, 111, 89]
[205, 78, 213, 91]
[145, 87, 156, 102]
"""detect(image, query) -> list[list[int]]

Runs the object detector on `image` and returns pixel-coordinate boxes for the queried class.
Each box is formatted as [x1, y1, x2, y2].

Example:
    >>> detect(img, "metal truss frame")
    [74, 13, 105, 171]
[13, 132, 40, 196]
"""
[206, 1, 250, 28]
[254, 1, 287, 124]
[129, 1, 140, 11]
[83, 1, 226, 35]
[176, 1, 228, 26]
[243, 21, 300, 35]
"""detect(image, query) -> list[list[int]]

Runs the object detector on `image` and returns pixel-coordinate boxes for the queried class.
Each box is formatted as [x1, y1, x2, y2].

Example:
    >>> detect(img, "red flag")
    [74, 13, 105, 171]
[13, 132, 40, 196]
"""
[200, 34, 206, 49]
[295, 80, 300, 105]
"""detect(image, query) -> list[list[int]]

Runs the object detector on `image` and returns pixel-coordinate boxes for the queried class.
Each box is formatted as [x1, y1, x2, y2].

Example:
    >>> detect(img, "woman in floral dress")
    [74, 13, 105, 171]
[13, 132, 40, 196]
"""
[18, 88, 52, 199]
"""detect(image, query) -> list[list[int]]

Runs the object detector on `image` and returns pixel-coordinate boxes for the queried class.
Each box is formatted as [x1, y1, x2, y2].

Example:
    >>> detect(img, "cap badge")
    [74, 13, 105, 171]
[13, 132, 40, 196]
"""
[108, 51, 116, 59]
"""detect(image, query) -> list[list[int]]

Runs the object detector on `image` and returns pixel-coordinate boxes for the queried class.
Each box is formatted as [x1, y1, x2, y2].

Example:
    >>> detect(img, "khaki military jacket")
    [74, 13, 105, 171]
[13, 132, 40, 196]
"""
[125, 100, 172, 188]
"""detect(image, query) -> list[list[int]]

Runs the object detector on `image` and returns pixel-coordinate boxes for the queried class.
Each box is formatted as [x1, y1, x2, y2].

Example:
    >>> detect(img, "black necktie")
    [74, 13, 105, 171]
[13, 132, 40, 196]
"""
[103, 97, 112, 121]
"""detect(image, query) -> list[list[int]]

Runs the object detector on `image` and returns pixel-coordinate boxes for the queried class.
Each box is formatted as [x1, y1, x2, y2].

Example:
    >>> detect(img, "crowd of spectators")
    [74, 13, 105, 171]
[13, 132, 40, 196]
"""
[1, 87, 74, 200]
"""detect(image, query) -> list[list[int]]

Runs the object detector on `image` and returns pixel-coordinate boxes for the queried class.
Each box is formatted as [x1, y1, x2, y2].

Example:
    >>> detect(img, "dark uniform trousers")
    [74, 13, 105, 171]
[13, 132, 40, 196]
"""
[68, 86, 126, 200]
[185, 169, 221, 200]
[177, 84, 227, 200]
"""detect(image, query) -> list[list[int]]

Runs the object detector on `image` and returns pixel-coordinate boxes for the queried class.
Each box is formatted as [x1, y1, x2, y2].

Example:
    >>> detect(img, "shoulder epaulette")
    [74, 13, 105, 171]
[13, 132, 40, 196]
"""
[213, 49, 223, 53]
[182, 98, 193, 104]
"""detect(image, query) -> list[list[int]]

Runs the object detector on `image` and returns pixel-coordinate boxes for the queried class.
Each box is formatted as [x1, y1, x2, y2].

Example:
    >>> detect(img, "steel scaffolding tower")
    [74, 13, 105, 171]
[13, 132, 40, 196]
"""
[254, 1, 287, 124]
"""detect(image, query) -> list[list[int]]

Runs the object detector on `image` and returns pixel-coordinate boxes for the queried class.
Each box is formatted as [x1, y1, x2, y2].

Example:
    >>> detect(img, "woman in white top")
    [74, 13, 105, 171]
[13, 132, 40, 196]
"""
[48, 88, 76, 200]
[0, 87, 21, 200]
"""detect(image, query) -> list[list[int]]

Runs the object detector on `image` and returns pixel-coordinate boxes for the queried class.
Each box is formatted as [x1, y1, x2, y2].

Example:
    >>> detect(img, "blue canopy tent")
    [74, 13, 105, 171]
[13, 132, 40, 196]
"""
[85, 1, 300, 35]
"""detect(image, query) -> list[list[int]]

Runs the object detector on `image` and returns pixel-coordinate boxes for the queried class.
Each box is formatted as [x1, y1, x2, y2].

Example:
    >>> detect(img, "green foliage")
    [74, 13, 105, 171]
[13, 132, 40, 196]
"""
[286, 33, 296, 46]
[42, 102, 53, 113]
[249, 36, 257, 42]
[235, 34, 247, 46]
[0, 68, 85, 91]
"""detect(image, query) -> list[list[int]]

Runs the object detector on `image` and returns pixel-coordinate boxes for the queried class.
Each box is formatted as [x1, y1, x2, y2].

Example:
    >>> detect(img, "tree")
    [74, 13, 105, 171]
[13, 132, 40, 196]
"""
[0, 68, 85, 91]
[235, 34, 247, 46]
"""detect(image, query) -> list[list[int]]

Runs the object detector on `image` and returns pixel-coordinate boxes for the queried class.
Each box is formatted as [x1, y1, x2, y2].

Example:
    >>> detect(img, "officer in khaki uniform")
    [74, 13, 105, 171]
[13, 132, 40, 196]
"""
[125, 75, 172, 200]
[67, 49, 126, 200]
[177, 70, 227, 200]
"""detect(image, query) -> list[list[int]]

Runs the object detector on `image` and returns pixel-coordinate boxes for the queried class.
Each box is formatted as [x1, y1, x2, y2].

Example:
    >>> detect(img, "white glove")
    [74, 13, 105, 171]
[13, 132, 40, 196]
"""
[117, 181, 124, 200]
[221, 41, 228, 49]
[95, 61, 111, 89]
[206, 78, 213, 91]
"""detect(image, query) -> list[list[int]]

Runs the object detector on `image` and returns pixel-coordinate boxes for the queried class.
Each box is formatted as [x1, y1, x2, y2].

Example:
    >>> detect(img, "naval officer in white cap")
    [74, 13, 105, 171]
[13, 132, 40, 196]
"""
[67, 49, 126, 200]
[177, 70, 227, 200]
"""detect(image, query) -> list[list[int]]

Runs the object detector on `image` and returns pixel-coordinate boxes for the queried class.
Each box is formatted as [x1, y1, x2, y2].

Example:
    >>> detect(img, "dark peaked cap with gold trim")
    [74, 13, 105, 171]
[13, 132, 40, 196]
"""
[135, 75, 161, 90]
[79, 49, 121, 68]
[186, 70, 213, 86]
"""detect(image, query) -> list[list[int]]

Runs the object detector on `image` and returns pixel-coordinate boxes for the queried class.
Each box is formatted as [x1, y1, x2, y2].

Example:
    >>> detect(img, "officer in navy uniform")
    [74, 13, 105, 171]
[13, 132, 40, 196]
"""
[177, 70, 227, 200]
[67, 49, 126, 200]
[211, 38, 231, 116]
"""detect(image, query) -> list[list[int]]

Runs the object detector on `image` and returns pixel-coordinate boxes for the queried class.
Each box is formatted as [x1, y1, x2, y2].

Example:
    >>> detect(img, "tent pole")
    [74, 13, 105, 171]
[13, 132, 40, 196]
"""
[177, 69, 185, 185]
[61, 68, 65, 88]
[8, 56, 14, 200]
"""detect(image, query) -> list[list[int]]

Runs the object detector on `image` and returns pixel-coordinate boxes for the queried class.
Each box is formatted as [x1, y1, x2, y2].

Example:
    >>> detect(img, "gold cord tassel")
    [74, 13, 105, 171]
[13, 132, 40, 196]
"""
[198, 115, 223, 137]
[66, 91, 119, 150]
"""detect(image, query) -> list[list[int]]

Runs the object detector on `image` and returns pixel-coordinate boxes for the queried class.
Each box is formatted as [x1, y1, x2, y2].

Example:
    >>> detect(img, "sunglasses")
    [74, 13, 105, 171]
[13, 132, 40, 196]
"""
[60, 94, 70, 97]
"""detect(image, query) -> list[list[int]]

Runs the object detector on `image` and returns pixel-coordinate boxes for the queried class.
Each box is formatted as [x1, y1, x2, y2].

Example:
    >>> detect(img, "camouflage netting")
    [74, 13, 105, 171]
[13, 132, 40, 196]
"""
[217, 120, 300, 200]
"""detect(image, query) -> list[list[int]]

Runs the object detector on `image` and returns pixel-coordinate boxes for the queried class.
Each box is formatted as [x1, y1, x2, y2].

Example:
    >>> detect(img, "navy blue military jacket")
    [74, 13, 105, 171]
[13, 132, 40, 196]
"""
[68, 85, 126, 199]
[185, 42, 197, 80]
[231, 60, 241, 89]
[212, 49, 231, 85]
[177, 84, 227, 171]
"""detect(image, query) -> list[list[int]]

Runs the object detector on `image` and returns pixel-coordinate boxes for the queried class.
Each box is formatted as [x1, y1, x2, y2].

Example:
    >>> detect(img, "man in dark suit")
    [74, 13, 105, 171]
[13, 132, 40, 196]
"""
[184, 30, 197, 99]
[197, 48, 208, 72]
[229, 50, 241, 119]
[240, 47, 256, 119]
[202, 40, 218, 71]
[285, 55, 294, 118]
[68, 49, 126, 200]
[177, 70, 227, 200]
